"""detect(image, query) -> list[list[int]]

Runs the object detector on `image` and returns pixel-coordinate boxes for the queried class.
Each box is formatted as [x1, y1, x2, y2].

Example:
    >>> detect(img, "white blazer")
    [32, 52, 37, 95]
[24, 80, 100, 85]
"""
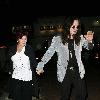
[37, 35, 93, 82]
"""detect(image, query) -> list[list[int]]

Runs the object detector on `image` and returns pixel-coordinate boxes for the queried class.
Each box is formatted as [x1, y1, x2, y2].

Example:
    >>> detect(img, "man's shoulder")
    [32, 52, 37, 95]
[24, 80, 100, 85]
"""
[52, 35, 61, 41]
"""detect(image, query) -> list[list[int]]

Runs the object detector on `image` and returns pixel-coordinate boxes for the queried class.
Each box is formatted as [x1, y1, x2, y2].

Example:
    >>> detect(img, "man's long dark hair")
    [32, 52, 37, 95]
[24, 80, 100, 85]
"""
[61, 16, 82, 46]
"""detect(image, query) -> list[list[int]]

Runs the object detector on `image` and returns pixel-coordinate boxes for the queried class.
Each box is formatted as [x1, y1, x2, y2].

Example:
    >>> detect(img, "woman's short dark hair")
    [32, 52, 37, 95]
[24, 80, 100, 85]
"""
[16, 31, 28, 40]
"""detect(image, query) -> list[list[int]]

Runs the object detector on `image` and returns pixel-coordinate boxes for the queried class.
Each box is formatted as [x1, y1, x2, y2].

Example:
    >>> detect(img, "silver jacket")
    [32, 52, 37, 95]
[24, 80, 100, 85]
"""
[36, 35, 93, 82]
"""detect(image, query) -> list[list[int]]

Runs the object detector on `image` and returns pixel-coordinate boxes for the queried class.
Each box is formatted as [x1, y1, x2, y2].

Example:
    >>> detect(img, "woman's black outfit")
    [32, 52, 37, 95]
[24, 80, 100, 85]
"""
[7, 44, 38, 100]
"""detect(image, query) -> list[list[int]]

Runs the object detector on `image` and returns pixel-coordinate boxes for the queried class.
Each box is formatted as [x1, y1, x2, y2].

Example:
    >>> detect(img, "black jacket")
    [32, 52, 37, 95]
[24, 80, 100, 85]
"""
[7, 44, 40, 98]
[7, 44, 38, 77]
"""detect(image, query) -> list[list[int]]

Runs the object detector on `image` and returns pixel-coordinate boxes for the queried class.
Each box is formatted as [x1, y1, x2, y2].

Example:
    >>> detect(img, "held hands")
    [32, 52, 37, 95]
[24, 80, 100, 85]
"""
[36, 68, 44, 75]
[84, 31, 94, 42]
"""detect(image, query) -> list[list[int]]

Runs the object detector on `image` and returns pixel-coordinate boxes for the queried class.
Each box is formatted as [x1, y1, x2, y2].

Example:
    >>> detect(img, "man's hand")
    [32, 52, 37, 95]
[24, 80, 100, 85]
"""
[84, 31, 94, 42]
[36, 68, 44, 75]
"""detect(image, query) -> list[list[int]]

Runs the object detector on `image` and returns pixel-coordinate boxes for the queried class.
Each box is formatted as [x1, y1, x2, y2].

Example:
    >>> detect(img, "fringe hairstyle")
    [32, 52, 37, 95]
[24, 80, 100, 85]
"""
[16, 31, 28, 41]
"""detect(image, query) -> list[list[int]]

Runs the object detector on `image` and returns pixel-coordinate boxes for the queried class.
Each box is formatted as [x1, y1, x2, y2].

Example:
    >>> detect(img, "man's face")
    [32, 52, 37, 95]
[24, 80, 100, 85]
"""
[70, 20, 79, 36]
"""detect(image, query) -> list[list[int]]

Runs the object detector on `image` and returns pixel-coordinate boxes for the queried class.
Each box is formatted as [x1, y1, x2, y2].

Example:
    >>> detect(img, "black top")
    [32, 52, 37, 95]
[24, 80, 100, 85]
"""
[68, 39, 78, 70]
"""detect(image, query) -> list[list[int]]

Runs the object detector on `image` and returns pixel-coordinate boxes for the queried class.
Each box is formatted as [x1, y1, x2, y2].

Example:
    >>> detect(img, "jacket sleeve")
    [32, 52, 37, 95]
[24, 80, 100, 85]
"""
[25, 45, 38, 77]
[36, 36, 58, 70]
[5, 46, 13, 74]
[29, 46, 38, 68]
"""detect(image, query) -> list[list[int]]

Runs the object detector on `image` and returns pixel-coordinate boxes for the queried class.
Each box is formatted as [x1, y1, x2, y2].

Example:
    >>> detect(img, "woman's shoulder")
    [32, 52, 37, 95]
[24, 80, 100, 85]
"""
[26, 44, 31, 48]
[7, 45, 17, 55]
[26, 44, 33, 49]
[8, 45, 16, 50]
[25, 44, 33, 51]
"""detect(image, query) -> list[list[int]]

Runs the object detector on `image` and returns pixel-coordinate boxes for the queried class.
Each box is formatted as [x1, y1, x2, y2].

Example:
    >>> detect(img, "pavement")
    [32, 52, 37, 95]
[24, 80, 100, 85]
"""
[0, 61, 100, 100]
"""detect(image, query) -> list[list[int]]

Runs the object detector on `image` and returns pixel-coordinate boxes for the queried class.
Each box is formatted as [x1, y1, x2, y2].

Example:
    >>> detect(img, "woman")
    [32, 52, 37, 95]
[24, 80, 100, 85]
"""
[36, 16, 94, 100]
[7, 31, 37, 100]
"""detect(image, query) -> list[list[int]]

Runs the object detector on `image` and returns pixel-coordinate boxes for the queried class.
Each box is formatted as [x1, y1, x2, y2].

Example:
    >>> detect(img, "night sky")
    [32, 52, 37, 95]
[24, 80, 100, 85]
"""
[0, 1, 100, 44]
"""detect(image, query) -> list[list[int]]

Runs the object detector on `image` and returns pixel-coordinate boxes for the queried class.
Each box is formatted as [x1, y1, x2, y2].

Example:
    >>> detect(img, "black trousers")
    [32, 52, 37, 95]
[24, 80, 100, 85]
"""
[60, 69, 87, 100]
[12, 78, 32, 100]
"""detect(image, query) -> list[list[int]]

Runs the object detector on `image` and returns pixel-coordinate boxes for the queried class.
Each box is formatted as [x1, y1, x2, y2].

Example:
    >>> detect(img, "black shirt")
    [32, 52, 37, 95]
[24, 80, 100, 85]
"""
[68, 39, 78, 70]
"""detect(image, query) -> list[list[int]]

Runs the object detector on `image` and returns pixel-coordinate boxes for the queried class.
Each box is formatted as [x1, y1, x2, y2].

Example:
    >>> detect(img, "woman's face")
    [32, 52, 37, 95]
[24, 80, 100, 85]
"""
[18, 35, 27, 46]
[70, 20, 79, 36]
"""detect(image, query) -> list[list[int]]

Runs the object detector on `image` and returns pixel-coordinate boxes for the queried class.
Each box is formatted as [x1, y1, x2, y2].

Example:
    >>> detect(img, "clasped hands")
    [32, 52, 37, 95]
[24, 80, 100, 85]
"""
[36, 68, 44, 75]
